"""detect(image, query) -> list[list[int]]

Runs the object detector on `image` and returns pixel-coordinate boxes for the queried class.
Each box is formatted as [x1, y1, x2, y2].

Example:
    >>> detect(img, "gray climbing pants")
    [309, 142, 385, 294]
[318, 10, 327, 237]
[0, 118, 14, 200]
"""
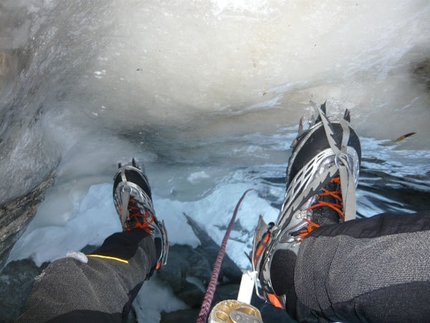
[16, 229, 156, 323]
[293, 211, 430, 323]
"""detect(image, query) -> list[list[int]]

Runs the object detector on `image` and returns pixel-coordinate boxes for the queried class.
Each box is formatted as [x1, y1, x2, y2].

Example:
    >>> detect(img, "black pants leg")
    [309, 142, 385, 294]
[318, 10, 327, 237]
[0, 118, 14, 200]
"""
[16, 229, 156, 323]
[291, 211, 430, 323]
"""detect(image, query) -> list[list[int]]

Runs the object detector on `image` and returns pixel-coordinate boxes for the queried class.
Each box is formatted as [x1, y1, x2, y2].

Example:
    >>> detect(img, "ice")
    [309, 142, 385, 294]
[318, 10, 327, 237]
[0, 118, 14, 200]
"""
[8, 175, 278, 270]
[1, 0, 430, 203]
[187, 171, 210, 184]
[360, 137, 430, 187]
[1, 0, 430, 321]
[7, 183, 121, 266]
[171, 183, 279, 270]
[134, 277, 189, 323]
[6, 135, 430, 321]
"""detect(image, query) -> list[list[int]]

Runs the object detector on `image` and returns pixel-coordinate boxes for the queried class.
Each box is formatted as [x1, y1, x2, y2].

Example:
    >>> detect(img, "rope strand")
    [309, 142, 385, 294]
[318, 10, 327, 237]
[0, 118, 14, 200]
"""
[196, 189, 255, 323]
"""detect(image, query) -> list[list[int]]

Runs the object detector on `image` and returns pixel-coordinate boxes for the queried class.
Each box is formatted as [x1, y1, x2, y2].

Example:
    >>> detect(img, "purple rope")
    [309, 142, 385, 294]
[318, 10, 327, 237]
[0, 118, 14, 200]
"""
[196, 189, 255, 323]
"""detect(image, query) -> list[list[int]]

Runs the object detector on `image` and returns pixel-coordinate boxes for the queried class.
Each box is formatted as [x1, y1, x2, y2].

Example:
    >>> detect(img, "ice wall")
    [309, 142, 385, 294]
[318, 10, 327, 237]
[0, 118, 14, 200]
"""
[0, 0, 430, 205]
[1, 2, 430, 321]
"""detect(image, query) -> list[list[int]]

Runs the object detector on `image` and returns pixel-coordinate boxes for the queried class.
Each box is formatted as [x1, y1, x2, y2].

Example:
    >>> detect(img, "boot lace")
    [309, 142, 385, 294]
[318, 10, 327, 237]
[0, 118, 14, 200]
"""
[298, 177, 344, 238]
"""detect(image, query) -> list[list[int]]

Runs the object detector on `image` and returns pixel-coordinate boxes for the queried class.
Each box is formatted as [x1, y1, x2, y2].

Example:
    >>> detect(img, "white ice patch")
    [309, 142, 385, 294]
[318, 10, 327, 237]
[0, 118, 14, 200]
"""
[93, 70, 106, 79]
[187, 171, 210, 184]
[133, 277, 189, 323]
[210, 0, 282, 20]
[176, 183, 278, 270]
[154, 198, 200, 248]
[7, 184, 121, 266]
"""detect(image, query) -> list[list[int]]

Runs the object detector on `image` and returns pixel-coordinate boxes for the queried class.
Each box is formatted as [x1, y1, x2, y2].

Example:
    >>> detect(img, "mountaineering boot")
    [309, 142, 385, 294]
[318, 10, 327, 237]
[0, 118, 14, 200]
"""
[113, 158, 168, 269]
[251, 103, 361, 308]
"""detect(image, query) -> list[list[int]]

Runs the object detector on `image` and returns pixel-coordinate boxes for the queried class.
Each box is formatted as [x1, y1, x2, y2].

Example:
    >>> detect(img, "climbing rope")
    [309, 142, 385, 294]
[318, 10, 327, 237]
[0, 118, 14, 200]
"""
[196, 189, 255, 323]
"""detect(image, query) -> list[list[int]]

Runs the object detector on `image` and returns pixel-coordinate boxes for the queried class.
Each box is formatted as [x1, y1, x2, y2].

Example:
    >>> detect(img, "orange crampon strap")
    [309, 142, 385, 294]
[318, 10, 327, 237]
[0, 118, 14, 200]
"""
[298, 218, 320, 238]
[267, 292, 285, 309]
[125, 209, 155, 233]
[253, 230, 271, 268]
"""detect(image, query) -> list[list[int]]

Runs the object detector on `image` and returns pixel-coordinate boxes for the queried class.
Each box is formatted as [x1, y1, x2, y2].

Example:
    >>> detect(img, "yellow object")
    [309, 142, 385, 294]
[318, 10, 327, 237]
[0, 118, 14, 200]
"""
[88, 254, 129, 264]
[208, 300, 263, 323]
